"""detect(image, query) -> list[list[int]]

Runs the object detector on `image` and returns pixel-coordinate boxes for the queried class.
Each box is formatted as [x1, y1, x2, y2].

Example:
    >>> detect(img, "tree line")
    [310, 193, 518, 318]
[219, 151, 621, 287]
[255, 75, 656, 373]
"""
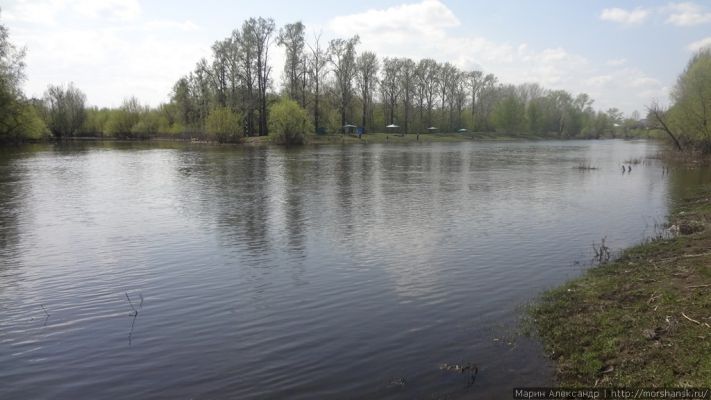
[168, 18, 638, 140]
[1, 14, 649, 144]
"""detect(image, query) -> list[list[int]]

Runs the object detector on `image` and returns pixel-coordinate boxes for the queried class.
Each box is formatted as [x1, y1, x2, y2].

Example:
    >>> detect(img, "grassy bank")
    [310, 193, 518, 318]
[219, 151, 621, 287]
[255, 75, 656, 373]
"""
[530, 182, 711, 386]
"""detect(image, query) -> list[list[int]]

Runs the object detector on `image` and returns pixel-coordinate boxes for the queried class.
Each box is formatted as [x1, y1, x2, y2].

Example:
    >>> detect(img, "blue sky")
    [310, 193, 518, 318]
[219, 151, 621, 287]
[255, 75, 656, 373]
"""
[4, 0, 711, 115]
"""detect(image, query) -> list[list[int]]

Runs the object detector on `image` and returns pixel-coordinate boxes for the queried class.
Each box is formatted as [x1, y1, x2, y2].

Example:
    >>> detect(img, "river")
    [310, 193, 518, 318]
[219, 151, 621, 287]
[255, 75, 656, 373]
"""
[0, 140, 674, 399]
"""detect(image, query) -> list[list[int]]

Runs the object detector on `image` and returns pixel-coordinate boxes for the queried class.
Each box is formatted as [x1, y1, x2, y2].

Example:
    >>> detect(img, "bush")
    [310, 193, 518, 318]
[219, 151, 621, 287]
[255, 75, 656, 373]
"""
[206, 106, 242, 143]
[18, 103, 49, 139]
[132, 111, 164, 138]
[105, 98, 142, 138]
[268, 98, 312, 145]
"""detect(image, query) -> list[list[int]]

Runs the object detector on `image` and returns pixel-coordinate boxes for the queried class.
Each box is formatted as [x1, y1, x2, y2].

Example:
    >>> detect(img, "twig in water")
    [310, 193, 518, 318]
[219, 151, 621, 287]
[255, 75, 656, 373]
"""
[592, 237, 611, 264]
[40, 304, 50, 317]
[128, 312, 138, 346]
[125, 292, 138, 316]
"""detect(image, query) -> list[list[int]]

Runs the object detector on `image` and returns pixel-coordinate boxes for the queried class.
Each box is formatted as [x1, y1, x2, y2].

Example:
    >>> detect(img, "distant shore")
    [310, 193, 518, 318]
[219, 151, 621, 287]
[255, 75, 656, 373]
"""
[25, 131, 651, 147]
[530, 175, 711, 385]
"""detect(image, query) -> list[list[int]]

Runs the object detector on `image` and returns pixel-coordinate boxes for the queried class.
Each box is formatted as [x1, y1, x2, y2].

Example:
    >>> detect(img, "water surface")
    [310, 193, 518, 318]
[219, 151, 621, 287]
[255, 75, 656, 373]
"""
[0, 140, 676, 398]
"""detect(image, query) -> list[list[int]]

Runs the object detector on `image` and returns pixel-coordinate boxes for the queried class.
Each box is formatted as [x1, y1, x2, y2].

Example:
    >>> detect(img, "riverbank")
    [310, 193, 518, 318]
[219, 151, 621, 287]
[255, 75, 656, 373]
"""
[5, 131, 656, 148]
[530, 180, 711, 385]
[246, 131, 555, 145]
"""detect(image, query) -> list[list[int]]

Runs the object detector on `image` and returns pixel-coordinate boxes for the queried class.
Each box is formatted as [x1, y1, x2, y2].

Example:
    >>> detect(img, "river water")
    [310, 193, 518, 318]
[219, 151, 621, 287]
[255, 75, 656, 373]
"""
[0, 140, 675, 398]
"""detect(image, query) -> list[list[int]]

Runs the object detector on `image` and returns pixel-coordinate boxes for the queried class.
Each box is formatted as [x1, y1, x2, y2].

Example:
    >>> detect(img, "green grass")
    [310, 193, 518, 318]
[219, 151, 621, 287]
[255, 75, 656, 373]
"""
[529, 184, 711, 386]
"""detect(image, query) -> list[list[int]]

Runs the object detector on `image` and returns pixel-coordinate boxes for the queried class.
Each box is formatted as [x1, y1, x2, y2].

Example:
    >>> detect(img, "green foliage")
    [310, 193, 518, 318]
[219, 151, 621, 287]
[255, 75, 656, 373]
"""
[666, 48, 711, 151]
[105, 97, 142, 138]
[492, 94, 525, 133]
[17, 103, 48, 139]
[81, 107, 111, 136]
[167, 121, 185, 136]
[268, 98, 312, 145]
[0, 11, 46, 143]
[205, 106, 242, 142]
[132, 110, 163, 137]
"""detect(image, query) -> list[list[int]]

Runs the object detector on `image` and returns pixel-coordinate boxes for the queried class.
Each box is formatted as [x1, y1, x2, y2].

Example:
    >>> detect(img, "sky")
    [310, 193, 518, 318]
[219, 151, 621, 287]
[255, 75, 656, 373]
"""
[3, 0, 711, 115]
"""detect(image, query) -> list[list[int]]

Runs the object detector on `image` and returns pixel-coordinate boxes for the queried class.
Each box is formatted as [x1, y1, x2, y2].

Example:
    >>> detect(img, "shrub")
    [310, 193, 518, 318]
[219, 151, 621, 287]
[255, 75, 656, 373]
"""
[205, 106, 242, 143]
[105, 98, 142, 138]
[268, 98, 312, 145]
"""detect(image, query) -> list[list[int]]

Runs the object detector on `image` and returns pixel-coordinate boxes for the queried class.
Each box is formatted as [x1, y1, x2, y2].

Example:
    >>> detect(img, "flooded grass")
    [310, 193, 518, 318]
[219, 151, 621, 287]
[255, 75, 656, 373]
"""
[574, 162, 599, 170]
[529, 183, 711, 386]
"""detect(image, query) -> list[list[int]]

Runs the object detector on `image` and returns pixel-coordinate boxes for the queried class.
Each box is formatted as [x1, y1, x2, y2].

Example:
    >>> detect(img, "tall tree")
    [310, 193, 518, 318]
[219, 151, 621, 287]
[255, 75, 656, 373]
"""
[380, 57, 401, 126]
[328, 35, 359, 129]
[245, 17, 275, 136]
[417, 59, 439, 128]
[438, 62, 457, 131]
[468, 70, 483, 124]
[475, 74, 499, 131]
[277, 22, 306, 106]
[210, 38, 231, 107]
[236, 26, 257, 136]
[452, 70, 468, 129]
[356, 51, 379, 133]
[398, 58, 416, 134]
[171, 76, 195, 126]
[193, 59, 212, 130]
[307, 31, 328, 133]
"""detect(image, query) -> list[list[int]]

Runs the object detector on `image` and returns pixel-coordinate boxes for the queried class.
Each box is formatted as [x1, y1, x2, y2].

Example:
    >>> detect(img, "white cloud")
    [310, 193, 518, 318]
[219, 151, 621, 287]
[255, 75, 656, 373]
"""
[142, 20, 200, 32]
[329, 0, 459, 40]
[14, 26, 209, 107]
[606, 58, 627, 66]
[665, 2, 711, 26]
[600, 7, 649, 24]
[687, 37, 711, 52]
[71, 0, 141, 21]
[5, 0, 142, 25]
[4, 0, 208, 106]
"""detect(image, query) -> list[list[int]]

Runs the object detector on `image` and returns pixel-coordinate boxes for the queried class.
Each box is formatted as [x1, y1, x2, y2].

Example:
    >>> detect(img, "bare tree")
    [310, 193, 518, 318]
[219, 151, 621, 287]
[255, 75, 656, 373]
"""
[244, 17, 275, 136]
[439, 62, 457, 131]
[417, 59, 439, 128]
[307, 31, 328, 133]
[452, 70, 468, 129]
[380, 57, 401, 126]
[328, 35, 359, 129]
[398, 58, 416, 134]
[236, 26, 257, 135]
[356, 51, 379, 133]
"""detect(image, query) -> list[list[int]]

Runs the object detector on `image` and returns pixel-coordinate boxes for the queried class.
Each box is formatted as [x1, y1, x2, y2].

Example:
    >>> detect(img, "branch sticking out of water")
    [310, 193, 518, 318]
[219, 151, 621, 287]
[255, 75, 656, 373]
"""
[592, 237, 611, 264]
[40, 304, 50, 317]
[125, 292, 139, 316]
